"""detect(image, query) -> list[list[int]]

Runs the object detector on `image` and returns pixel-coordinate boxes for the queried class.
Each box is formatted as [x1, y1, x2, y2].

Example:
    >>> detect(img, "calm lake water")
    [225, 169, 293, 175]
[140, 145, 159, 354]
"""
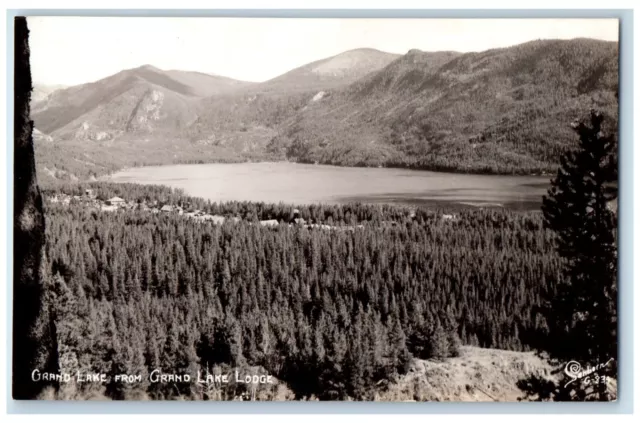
[110, 162, 551, 211]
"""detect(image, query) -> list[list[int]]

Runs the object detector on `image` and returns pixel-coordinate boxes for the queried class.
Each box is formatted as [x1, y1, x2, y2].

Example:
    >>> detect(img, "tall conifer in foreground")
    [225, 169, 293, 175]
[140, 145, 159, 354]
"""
[13, 16, 60, 400]
[523, 110, 618, 401]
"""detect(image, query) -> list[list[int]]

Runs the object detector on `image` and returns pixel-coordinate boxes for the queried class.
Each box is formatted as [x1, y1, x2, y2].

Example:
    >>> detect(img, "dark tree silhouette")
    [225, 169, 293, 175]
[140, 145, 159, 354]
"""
[13, 16, 60, 399]
[523, 110, 618, 401]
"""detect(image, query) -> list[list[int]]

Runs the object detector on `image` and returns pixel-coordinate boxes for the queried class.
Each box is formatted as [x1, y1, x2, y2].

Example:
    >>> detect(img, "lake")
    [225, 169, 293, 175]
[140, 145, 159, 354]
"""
[109, 162, 551, 211]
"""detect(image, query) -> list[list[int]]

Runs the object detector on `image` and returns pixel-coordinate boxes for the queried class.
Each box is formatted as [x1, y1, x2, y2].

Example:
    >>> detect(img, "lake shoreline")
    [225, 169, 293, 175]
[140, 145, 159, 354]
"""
[108, 162, 550, 212]
[102, 159, 556, 181]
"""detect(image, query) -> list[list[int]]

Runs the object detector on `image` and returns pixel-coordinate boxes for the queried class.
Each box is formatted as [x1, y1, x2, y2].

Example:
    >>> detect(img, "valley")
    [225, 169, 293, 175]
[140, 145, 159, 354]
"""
[31, 38, 619, 185]
[24, 34, 619, 402]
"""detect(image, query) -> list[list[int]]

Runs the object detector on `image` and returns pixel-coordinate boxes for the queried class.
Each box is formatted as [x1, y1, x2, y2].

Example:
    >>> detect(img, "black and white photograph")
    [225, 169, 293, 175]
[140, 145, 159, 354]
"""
[13, 15, 620, 402]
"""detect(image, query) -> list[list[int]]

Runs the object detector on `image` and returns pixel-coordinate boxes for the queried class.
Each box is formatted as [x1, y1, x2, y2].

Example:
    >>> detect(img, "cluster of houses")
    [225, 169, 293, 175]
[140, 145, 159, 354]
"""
[50, 190, 155, 213]
[46, 191, 372, 230]
[47, 190, 464, 229]
[48, 190, 246, 224]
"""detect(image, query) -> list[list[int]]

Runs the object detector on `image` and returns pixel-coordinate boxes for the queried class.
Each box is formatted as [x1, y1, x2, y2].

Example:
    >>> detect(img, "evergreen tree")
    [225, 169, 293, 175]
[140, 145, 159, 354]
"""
[535, 110, 618, 401]
[13, 16, 59, 400]
[408, 321, 431, 360]
[427, 322, 449, 361]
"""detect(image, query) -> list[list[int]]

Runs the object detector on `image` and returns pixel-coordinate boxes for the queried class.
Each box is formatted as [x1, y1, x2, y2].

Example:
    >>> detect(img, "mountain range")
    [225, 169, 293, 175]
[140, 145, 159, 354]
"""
[31, 40, 619, 182]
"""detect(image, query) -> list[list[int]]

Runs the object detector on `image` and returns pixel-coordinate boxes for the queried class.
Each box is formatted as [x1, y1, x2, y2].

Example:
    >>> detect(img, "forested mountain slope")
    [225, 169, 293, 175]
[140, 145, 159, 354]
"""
[32, 39, 618, 182]
[274, 39, 619, 174]
[42, 182, 563, 400]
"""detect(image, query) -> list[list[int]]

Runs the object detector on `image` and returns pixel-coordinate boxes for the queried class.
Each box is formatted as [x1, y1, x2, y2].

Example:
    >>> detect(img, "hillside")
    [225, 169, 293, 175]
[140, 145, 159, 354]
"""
[33, 49, 394, 139]
[274, 39, 619, 174]
[384, 346, 615, 402]
[381, 346, 557, 402]
[258, 48, 400, 93]
[164, 69, 255, 96]
[32, 49, 400, 182]
[31, 65, 251, 138]
[31, 83, 66, 104]
[37, 346, 570, 401]
[32, 39, 619, 182]
[40, 181, 565, 400]
[181, 49, 402, 153]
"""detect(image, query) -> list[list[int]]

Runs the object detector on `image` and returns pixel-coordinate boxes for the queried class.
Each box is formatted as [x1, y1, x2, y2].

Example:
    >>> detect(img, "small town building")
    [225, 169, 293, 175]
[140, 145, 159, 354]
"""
[260, 219, 279, 227]
[107, 196, 125, 206]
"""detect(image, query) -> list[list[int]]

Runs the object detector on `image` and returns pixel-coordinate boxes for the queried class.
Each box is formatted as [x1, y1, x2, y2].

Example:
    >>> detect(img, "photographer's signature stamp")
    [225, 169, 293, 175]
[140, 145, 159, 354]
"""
[564, 358, 614, 388]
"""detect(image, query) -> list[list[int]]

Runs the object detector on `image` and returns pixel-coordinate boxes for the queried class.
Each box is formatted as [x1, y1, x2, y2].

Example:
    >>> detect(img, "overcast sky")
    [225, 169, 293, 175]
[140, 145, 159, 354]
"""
[27, 17, 619, 86]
